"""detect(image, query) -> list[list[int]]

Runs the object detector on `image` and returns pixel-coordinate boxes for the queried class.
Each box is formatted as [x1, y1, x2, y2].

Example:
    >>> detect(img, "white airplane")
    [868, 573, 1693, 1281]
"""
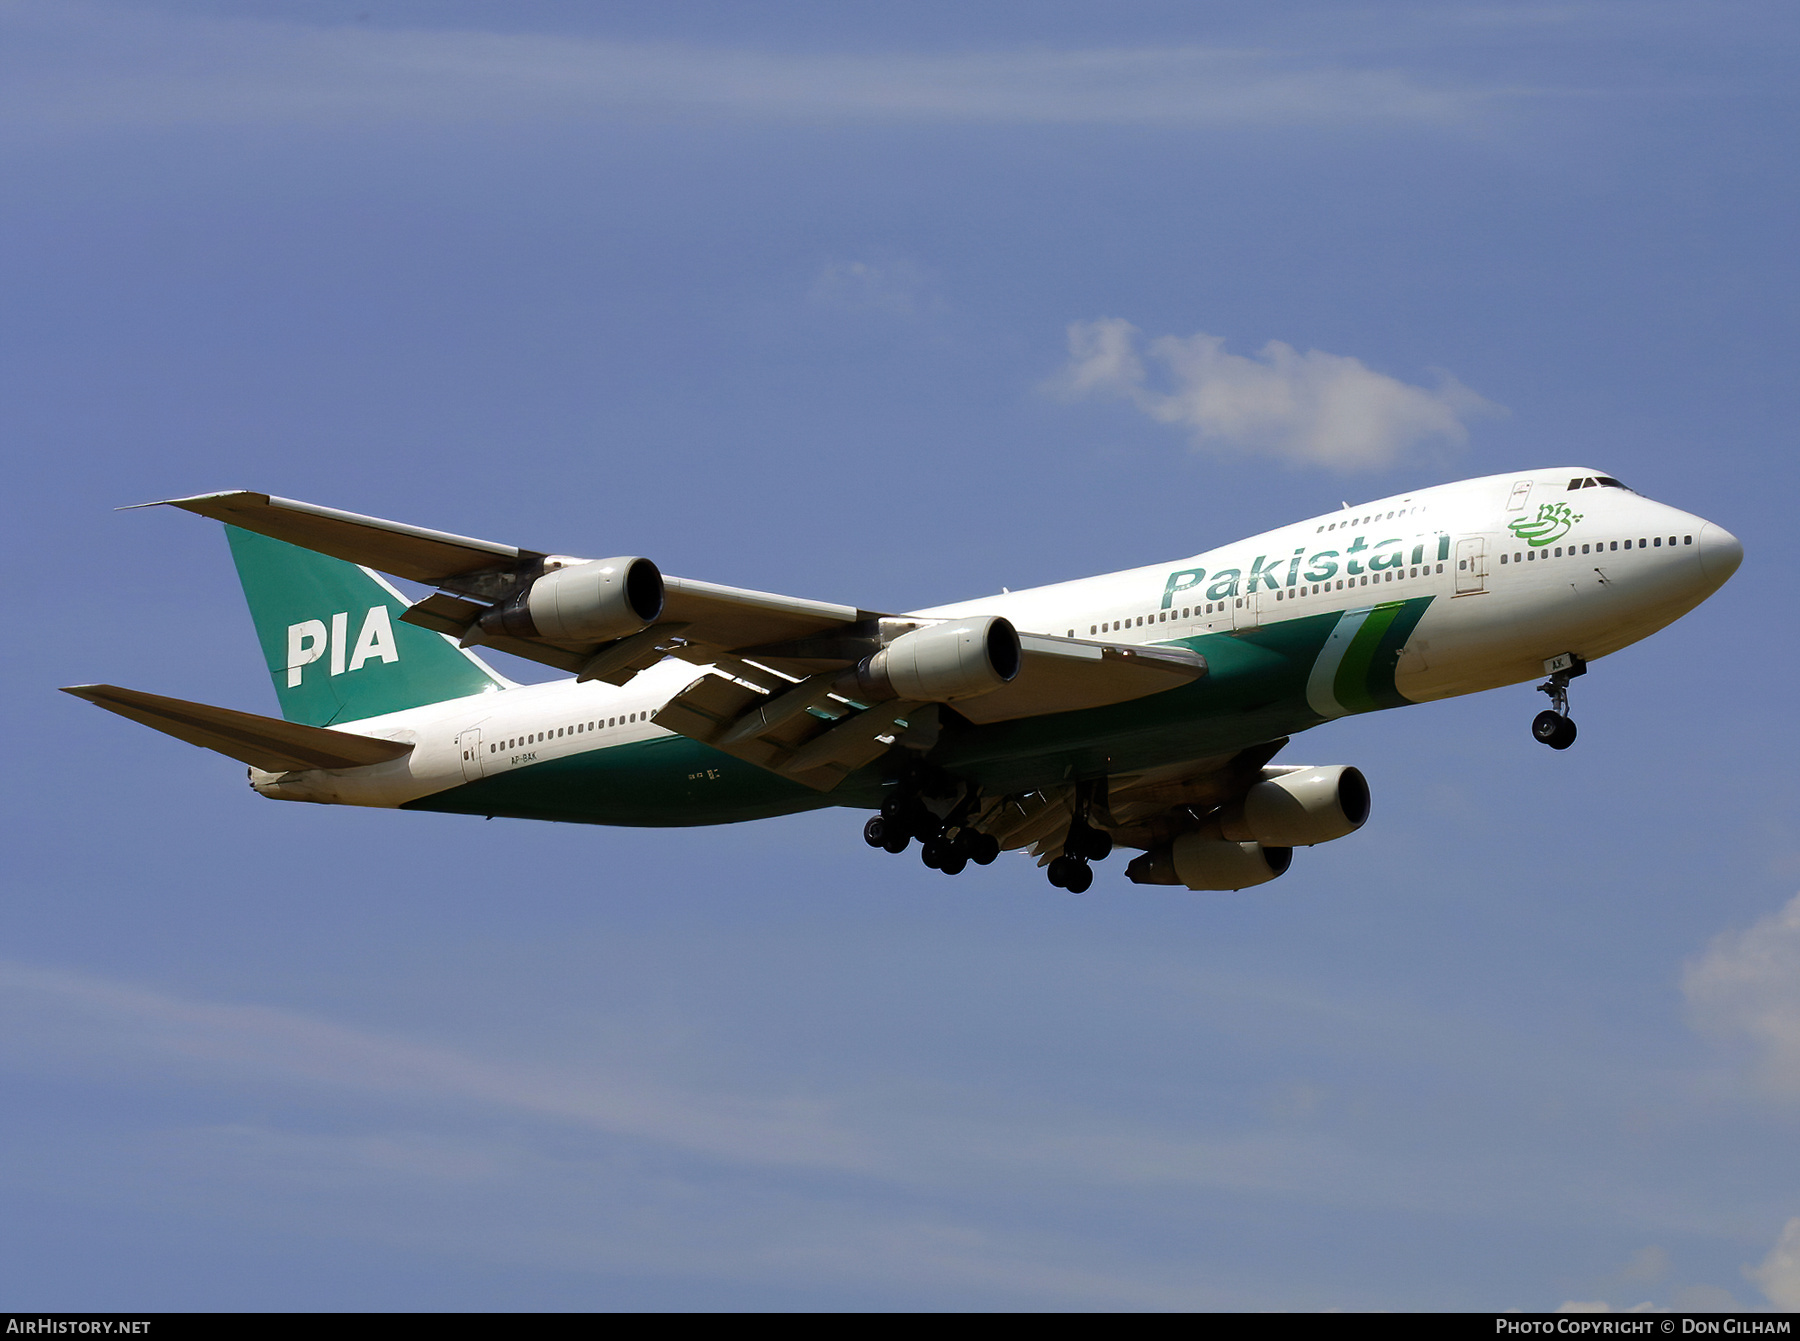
[66, 468, 1740, 894]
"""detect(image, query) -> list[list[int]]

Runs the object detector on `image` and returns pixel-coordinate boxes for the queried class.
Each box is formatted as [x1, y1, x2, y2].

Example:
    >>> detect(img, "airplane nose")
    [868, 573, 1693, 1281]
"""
[1697, 522, 1743, 587]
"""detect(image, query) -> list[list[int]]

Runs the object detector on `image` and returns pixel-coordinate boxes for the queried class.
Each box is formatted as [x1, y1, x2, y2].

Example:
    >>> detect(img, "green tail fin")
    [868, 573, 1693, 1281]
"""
[224, 524, 505, 726]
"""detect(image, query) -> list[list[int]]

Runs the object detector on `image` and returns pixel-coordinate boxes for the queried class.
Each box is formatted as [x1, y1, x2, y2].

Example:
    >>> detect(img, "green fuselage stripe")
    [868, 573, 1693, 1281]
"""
[1333, 603, 1405, 714]
[402, 595, 1436, 829]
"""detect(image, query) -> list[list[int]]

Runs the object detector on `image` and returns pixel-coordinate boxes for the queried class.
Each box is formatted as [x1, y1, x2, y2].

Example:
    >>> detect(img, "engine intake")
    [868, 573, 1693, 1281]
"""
[838, 616, 1020, 704]
[479, 556, 664, 644]
[1219, 765, 1370, 847]
[1127, 838, 1292, 891]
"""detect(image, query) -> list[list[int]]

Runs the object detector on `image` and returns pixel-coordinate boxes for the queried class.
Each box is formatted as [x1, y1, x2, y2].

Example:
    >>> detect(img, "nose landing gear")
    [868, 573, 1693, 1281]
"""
[1532, 653, 1586, 750]
[1531, 710, 1576, 750]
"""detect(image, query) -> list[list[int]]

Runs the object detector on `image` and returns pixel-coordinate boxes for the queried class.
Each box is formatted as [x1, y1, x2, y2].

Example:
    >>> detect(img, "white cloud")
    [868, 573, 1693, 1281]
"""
[1617, 1244, 1670, 1285]
[0, 4, 1504, 142]
[809, 259, 944, 318]
[1668, 1284, 1741, 1312]
[1556, 1299, 1662, 1313]
[0, 962, 1269, 1307]
[1748, 1219, 1800, 1310]
[0, 961, 868, 1173]
[0, 957, 1752, 1307]
[1682, 892, 1800, 1096]
[1051, 318, 1501, 471]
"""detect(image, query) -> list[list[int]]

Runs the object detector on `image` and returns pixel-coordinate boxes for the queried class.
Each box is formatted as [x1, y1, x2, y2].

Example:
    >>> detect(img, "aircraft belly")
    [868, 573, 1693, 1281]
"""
[401, 733, 832, 827]
[251, 726, 466, 807]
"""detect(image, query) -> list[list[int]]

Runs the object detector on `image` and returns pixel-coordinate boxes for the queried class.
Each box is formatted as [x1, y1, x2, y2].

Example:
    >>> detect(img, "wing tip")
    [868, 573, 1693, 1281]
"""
[116, 490, 264, 513]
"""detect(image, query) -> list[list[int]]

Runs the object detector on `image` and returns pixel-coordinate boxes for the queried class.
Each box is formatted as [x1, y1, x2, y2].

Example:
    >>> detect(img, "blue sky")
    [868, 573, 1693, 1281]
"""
[3, 0, 1798, 1311]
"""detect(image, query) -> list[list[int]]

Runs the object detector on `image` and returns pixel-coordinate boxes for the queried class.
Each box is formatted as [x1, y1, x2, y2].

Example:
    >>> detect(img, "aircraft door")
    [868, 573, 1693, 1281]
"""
[456, 727, 485, 781]
[1454, 538, 1487, 595]
[1232, 587, 1265, 632]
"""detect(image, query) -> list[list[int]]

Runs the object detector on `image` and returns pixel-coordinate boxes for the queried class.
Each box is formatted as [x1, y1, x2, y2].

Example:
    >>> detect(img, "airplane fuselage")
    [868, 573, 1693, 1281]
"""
[244, 467, 1741, 828]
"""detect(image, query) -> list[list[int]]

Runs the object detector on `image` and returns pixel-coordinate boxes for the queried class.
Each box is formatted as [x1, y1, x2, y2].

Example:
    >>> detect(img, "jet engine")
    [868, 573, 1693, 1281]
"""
[838, 616, 1021, 704]
[1218, 765, 1370, 848]
[1126, 837, 1293, 891]
[1123, 764, 1368, 890]
[479, 556, 665, 644]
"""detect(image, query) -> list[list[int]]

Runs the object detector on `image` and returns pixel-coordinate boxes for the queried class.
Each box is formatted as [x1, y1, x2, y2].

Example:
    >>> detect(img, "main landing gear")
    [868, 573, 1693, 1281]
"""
[861, 781, 1000, 877]
[861, 773, 1118, 891]
[1532, 653, 1586, 751]
[1044, 784, 1113, 894]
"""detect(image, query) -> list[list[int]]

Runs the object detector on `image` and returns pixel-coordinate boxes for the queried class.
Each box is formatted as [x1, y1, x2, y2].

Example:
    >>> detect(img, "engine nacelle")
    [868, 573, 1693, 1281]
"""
[479, 556, 664, 644]
[1127, 837, 1293, 891]
[1219, 765, 1370, 848]
[840, 616, 1021, 703]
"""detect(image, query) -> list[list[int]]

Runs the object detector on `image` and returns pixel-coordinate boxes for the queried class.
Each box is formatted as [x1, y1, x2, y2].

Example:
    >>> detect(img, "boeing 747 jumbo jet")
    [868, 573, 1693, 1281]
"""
[66, 469, 1741, 894]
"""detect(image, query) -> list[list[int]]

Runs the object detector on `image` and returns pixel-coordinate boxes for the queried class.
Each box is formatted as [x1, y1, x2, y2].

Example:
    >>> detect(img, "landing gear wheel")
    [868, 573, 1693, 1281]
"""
[883, 830, 911, 855]
[921, 839, 950, 870]
[1532, 710, 1577, 750]
[1064, 863, 1094, 894]
[1533, 658, 1585, 750]
[863, 817, 889, 849]
[968, 833, 1001, 866]
[1047, 856, 1087, 890]
[938, 853, 968, 876]
[1078, 830, 1113, 862]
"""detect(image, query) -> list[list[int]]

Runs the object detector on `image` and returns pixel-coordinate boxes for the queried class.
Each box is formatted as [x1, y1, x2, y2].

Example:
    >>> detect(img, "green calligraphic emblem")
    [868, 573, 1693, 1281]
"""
[1506, 501, 1583, 548]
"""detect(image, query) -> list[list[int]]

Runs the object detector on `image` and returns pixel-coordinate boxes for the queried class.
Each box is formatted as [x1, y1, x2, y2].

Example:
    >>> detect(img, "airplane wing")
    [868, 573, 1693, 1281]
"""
[651, 637, 1204, 790]
[147, 491, 1205, 790]
[971, 738, 1290, 867]
[62, 684, 413, 772]
[147, 492, 868, 678]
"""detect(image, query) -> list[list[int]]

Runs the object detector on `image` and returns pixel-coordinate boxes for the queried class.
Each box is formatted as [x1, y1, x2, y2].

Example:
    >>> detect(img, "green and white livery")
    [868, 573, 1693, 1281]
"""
[66, 468, 1742, 894]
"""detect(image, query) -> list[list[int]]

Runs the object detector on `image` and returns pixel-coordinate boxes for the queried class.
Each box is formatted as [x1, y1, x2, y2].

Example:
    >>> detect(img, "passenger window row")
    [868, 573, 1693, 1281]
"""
[1315, 505, 1425, 534]
[1080, 562, 1449, 635]
[489, 712, 647, 754]
[1499, 535, 1691, 565]
[1271, 566, 1442, 601]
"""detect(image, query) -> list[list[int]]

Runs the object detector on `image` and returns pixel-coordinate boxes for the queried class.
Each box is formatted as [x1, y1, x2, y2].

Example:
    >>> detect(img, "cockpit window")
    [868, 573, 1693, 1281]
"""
[1567, 475, 1632, 491]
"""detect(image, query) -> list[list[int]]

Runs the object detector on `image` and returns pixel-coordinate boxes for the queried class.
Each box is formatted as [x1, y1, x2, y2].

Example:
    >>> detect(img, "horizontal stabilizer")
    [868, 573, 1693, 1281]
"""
[61, 684, 414, 772]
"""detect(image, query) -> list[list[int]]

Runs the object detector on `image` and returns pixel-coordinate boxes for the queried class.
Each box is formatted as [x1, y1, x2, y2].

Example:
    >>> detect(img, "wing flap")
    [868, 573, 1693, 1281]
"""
[651, 671, 914, 792]
[62, 684, 415, 772]
[399, 592, 486, 637]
